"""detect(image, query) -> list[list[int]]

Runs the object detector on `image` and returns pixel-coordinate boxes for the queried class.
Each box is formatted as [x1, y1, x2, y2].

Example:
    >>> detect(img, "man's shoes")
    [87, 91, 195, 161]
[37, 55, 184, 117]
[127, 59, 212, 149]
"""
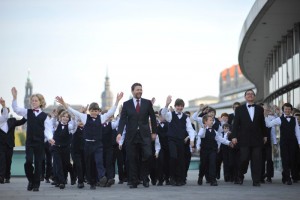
[197, 178, 203, 185]
[77, 183, 84, 188]
[105, 179, 115, 187]
[157, 181, 163, 186]
[40, 176, 44, 181]
[32, 187, 39, 192]
[59, 184, 65, 189]
[260, 179, 265, 184]
[71, 179, 76, 185]
[27, 182, 33, 191]
[90, 184, 96, 190]
[151, 180, 157, 186]
[98, 176, 107, 187]
[210, 181, 218, 186]
[45, 178, 50, 183]
[266, 177, 272, 183]
[238, 177, 244, 185]
[253, 182, 261, 187]
[143, 179, 149, 188]
[0, 177, 4, 184]
[4, 179, 10, 183]
[129, 183, 137, 188]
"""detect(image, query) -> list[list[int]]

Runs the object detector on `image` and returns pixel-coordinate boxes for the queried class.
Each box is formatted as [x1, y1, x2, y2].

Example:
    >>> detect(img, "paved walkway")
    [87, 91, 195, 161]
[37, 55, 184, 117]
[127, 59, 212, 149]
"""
[0, 170, 299, 200]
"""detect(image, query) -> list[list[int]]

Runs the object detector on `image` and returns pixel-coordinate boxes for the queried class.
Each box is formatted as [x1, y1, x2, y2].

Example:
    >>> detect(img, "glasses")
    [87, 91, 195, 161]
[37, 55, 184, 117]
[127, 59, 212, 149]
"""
[245, 93, 255, 96]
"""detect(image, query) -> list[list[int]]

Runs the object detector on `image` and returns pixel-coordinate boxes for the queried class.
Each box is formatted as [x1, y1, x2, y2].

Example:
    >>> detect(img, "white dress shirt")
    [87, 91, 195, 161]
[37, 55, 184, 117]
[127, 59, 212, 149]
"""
[161, 108, 196, 141]
[246, 103, 255, 121]
[12, 100, 53, 140]
[0, 107, 9, 133]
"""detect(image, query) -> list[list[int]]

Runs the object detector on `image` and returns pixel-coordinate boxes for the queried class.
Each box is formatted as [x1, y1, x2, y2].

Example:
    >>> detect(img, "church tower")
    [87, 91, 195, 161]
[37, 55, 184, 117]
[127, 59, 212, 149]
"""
[101, 70, 113, 110]
[24, 70, 33, 109]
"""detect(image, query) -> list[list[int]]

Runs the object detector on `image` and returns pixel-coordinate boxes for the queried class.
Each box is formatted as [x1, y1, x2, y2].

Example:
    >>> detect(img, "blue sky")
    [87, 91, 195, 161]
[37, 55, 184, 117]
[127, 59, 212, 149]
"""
[0, 0, 255, 113]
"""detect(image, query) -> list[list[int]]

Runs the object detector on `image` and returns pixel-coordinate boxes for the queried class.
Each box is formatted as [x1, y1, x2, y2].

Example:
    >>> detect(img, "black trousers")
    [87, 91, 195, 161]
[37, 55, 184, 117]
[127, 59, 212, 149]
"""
[184, 143, 191, 180]
[216, 148, 223, 179]
[0, 144, 13, 180]
[221, 145, 230, 180]
[168, 138, 185, 183]
[84, 142, 105, 185]
[103, 145, 114, 179]
[239, 146, 262, 183]
[157, 147, 170, 183]
[24, 144, 44, 188]
[71, 149, 85, 184]
[126, 132, 151, 184]
[228, 147, 240, 181]
[280, 140, 298, 181]
[261, 144, 274, 179]
[112, 145, 126, 181]
[41, 142, 52, 180]
[199, 149, 217, 182]
[52, 146, 70, 184]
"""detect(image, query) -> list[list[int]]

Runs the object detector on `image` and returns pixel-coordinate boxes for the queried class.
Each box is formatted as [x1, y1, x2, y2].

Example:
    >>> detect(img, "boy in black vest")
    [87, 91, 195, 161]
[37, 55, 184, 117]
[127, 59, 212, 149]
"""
[197, 115, 232, 186]
[265, 103, 300, 185]
[11, 87, 54, 191]
[161, 96, 195, 186]
[156, 109, 170, 185]
[102, 113, 120, 187]
[0, 99, 27, 183]
[55, 92, 123, 189]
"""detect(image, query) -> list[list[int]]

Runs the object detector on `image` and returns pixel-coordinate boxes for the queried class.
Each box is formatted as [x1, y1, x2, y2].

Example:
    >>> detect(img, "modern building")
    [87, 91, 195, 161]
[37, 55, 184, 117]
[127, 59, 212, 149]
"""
[238, 0, 300, 108]
[188, 96, 219, 108]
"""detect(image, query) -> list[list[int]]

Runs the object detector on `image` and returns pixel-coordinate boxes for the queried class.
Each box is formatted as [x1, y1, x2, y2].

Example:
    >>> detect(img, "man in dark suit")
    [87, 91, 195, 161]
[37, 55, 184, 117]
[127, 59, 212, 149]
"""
[0, 106, 27, 183]
[231, 89, 267, 186]
[117, 83, 157, 189]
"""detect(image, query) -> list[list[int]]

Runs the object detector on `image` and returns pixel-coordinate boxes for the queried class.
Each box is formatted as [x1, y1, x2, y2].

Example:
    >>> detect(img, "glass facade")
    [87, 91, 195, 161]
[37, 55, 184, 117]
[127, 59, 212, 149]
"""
[265, 23, 300, 109]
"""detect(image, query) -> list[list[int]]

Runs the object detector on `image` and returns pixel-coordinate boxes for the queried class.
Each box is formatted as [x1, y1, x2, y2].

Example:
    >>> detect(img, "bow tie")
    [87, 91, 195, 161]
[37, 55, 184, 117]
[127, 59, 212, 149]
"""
[160, 122, 164, 125]
[207, 128, 212, 132]
[247, 104, 255, 108]
[32, 109, 39, 113]
[285, 116, 291, 119]
[176, 112, 181, 115]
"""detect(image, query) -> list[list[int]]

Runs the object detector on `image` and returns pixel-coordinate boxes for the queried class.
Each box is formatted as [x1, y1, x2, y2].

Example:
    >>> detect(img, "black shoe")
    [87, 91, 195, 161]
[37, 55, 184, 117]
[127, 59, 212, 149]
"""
[118, 180, 123, 184]
[27, 182, 33, 191]
[238, 177, 244, 185]
[90, 184, 96, 190]
[176, 181, 184, 186]
[105, 179, 115, 187]
[170, 179, 176, 186]
[151, 180, 157, 186]
[260, 179, 265, 184]
[71, 179, 76, 185]
[210, 181, 218, 186]
[98, 176, 107, 187]
[77, 183, 84, 188]
[40, 176, 44, 181]
[143, 179, 149, 188]
[51, 181, 57, 185]
[130, 183, 137, 188]
[197, 178, 203, 185]
[32, 187, 39, 192]
[45, 178, 50, 183]
[157, 181, 163, 186]
[4, 179, 10, 183]
[0, 177, 4, 184]
[253, 182, 261, 187]
[287, 180, 293, 185]
[59, 184, 65, 189]
[165, 180, 170, 185]
[266, 177, 272, 183]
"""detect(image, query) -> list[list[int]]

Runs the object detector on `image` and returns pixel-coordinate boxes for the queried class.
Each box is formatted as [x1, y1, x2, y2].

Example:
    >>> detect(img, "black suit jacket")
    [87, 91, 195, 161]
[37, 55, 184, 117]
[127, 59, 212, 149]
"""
[232, 104, 267, 147]
[118, 98, 157, 144]
[0, 117, 27, 148]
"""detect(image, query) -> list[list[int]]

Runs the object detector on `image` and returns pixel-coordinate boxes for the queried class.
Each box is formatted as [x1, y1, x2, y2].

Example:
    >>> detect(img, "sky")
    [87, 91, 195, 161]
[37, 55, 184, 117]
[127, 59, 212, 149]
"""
[0, 0, 256, 115]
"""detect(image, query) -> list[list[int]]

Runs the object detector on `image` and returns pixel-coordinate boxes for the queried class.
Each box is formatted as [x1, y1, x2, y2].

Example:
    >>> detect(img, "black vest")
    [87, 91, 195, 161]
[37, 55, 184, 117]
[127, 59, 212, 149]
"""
[53, 122, 71, 147]
[201, 129, 218, 151]
[280, 116, 296, 142]
[157, 122, 169, 149]
[26, 109, 47, 146]
[102, 122, 113, 147]
[83, 114, 102, 142]
[71, 126, 84, 152]
[167, 112, 187, 140]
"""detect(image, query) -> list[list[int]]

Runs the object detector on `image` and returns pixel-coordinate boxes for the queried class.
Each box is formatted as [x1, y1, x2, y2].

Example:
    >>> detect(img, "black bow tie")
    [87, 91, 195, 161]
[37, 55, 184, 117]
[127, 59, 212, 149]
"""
[207, 128, 212, 131]
[160, 122, 164, 125]
[248, 104, 255, 108]
[33, 109, 39, 112]
[285, 116, 291, 119]
[176, 112, 181, 115]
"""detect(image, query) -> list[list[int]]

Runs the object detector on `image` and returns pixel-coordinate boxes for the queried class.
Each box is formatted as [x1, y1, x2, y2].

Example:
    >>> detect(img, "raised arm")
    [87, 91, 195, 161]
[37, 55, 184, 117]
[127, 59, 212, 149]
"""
[101, 92, 123, 123]
[0, 98, 9, 123]
[161, 95, 172, 122]
[11, 87, 27, 117]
